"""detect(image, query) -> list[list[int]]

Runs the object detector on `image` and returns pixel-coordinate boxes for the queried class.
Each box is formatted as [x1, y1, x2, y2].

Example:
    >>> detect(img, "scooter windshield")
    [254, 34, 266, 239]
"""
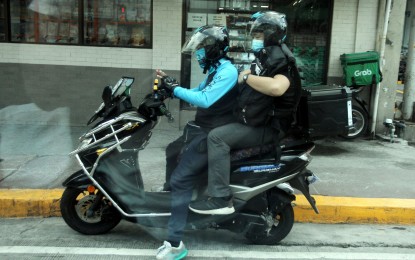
[112, 77, 135, 98]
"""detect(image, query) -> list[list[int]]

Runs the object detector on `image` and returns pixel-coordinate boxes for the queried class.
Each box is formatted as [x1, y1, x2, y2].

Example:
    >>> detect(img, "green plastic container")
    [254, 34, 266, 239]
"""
[340, 51, 382, 86]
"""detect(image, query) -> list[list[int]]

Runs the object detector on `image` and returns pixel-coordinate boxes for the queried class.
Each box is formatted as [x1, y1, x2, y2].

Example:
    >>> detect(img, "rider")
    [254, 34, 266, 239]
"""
[155, 25, 238, 260]
[189, 11, 301, 215]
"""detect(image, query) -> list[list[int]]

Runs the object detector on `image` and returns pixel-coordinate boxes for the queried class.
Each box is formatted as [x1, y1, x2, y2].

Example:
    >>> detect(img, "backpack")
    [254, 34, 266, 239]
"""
[234, 44, 302, 130]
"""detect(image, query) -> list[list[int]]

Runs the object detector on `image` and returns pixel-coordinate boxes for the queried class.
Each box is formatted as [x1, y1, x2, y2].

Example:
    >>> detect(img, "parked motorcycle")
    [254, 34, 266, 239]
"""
[341, 86, 369, 139]
[60, 76, 319, 245]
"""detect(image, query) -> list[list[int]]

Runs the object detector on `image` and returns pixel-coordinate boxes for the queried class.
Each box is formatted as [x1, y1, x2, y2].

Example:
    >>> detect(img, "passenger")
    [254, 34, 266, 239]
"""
[189, 11, 300, 215]
[155, 25, 238, 259]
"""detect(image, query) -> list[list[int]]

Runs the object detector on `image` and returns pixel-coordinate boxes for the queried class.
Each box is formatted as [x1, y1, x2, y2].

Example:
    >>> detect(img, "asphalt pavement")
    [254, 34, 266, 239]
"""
[1, 218, 415, 259]
[1, 119, 415, 224]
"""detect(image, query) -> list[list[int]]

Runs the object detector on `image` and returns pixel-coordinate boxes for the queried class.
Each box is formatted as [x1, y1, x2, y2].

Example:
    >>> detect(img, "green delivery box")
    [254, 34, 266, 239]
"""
[340, 51, 382, 86]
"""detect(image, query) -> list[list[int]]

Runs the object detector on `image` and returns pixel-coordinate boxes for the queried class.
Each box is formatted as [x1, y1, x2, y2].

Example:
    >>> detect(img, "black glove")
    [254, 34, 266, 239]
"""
[161, 76, 179, 97]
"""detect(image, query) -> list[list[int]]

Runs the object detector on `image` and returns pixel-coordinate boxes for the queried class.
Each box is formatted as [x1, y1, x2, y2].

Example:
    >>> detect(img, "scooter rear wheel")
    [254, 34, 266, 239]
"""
[245, 204, 294, 245]
[60, 187, 122, 235]
[341, 105, 368, 139]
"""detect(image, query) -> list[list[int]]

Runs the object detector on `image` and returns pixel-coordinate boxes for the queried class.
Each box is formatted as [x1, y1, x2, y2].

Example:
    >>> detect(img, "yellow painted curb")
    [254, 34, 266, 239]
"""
[295, 195, 415, 225]
[1, 189, 414, 225]
[0, 189, 63, 218]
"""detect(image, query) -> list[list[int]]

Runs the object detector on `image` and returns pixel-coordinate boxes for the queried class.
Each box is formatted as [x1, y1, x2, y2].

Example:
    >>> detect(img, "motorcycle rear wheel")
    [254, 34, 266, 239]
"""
[342, 105, 368, 139]
[60, 187, 122, 235]
[245, 204, 294, 245]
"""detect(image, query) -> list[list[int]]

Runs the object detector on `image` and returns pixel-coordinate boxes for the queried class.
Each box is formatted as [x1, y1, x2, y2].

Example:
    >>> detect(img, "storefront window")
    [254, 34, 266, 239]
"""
[0, 0, 6, 41]
[9, 0, 79, 44]
[183, 0, 332, 90]
[272, 0, 331, 87]
[5, 0, 152, 47]
[84, 0, 152, 47]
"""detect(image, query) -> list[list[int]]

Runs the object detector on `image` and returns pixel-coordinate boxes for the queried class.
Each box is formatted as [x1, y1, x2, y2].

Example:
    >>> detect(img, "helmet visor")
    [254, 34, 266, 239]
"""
[181, 26, 227, 55]
[181, 31, 209, 55]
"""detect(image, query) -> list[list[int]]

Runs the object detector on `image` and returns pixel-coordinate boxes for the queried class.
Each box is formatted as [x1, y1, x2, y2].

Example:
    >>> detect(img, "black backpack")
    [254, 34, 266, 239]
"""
[234, 44, 302, 131]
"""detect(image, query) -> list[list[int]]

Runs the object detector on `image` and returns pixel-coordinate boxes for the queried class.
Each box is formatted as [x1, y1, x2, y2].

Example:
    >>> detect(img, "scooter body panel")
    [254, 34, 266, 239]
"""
[62, 169, 93, 188]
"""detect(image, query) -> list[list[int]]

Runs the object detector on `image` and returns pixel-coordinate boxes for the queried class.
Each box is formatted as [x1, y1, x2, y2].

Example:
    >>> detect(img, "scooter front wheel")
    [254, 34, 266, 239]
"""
[60, 187, 121, 235]
[245, 204, 294, 245]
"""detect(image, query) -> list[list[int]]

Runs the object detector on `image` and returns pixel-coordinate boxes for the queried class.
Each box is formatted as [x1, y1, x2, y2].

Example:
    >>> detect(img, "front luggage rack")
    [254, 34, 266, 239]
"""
[68, 114, 172, 218]
[70, 117, 133, 156]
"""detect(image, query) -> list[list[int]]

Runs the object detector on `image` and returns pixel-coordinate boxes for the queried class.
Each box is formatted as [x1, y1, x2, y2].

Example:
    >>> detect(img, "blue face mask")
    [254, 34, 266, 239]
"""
[251, 39, 264, 52]
[195, 48, 206, 69]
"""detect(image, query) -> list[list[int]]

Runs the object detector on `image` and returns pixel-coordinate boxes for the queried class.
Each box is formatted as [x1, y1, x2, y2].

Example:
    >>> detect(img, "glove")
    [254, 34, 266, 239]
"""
[161, 76, 179, 97]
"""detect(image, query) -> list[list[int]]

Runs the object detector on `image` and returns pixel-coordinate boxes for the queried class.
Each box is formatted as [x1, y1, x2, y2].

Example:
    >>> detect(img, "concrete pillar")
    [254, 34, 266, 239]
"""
[402, 0, 415, 121]
[375, 0, 407, 133]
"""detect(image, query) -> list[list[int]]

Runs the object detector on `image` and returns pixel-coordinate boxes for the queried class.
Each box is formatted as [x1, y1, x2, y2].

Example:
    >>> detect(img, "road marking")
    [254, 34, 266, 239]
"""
[0, 246, 414, 259]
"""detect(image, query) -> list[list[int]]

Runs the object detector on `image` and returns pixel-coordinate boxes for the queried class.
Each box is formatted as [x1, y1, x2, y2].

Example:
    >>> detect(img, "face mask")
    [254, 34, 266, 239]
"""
[195, 48, 206, 69]
[251, 39, 264, 52]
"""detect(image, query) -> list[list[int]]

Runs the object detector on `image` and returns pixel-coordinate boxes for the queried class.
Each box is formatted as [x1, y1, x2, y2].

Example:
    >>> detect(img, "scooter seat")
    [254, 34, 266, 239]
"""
[229, 136, 307, 162]
[230, 144, 274, 161]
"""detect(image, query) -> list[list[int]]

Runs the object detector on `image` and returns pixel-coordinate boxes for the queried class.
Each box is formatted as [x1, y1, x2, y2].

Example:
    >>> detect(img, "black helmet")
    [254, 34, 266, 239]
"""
[182, 25, 230, 62]
[249, 11, 287, 46]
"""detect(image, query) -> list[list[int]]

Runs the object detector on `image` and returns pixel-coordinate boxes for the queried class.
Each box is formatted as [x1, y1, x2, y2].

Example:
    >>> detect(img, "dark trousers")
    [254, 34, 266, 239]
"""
[164, 136, 185, 191]
[166, 127, 208, 243]
[207, 122, 276, 198]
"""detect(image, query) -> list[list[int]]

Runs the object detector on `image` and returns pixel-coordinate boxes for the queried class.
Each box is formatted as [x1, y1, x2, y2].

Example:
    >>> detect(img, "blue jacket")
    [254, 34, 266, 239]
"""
[173, 59, 238, 108]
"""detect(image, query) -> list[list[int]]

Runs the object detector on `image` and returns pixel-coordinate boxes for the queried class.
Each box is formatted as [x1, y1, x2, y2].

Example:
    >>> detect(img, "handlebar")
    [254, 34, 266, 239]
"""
[159, 105, 174, 123]
[150, 83, 175, 122]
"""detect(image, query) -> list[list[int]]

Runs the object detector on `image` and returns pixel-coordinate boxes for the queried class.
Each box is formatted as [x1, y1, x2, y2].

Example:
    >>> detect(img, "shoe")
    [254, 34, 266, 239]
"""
[151, 185, 170, 192]
[156, 241, 188, 260]
[189, 196, 235, 215]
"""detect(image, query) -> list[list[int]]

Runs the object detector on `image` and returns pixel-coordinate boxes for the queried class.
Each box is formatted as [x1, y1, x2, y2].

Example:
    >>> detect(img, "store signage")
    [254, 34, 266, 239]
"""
[208, 14, 226, 26]
[188, 13, 207, 28]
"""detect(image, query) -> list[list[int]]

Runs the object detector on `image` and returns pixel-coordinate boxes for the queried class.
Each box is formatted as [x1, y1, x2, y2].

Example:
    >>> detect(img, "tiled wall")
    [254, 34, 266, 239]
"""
[0, 0, 183, 128]
[0, 44, 153, 68]
[0, 63, 181, 125]
[327, 0, 379, 82]
[0, 0, 383, 117]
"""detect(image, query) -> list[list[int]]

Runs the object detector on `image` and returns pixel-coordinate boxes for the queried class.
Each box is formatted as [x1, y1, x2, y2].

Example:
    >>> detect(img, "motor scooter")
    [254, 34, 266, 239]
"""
[60, 76, 319, 245]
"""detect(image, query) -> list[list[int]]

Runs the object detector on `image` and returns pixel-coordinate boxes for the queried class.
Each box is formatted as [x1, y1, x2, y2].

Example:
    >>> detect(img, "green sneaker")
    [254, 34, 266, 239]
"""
[156, 241, 188, 260]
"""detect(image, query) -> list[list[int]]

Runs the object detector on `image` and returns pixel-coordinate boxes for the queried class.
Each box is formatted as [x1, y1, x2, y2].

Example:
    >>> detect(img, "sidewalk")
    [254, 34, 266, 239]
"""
[1, 126, 415, 224]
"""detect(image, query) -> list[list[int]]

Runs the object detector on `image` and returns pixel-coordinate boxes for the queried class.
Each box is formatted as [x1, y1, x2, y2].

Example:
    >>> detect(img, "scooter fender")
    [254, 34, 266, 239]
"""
[289, 169, 319, 214]
[269, 188, 296, 215]
[62, 169, 93, 189]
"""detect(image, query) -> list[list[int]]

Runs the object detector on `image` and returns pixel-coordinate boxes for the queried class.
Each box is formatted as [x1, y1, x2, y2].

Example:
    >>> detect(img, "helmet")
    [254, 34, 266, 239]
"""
[182, 25, 230, 62]
[249, 11, 287, 46]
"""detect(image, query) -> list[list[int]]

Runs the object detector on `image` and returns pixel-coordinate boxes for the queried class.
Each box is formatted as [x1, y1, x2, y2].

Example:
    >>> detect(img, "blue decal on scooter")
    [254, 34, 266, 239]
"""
[239, 164, 282, 173]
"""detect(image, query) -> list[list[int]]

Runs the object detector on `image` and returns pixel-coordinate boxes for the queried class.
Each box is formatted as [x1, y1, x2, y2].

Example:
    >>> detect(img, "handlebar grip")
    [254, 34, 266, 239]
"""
[159, 106, 174, 123]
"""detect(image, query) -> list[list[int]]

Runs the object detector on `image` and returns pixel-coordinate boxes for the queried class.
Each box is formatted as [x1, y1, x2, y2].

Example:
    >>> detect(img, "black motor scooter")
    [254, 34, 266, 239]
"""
[60, 76, 319, 245]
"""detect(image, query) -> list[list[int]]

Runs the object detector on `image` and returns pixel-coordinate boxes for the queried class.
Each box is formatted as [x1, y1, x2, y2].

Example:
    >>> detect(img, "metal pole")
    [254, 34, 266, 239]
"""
[402, 2, 415, 121]
[370, 0, 392, 136]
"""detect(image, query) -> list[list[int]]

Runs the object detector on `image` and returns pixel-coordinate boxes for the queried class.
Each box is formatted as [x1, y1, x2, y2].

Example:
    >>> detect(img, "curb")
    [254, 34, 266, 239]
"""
[295, 195, 415, 225]
[0, 189, 63, 218]
[1, 189, 415, 225]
